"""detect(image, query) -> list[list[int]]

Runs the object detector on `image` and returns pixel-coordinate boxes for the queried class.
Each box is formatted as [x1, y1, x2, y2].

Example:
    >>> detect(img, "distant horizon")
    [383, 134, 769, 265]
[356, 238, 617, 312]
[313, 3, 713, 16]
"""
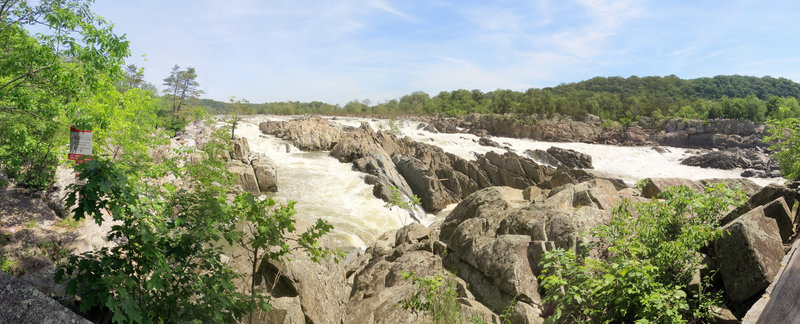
[92, 1, 800, 106]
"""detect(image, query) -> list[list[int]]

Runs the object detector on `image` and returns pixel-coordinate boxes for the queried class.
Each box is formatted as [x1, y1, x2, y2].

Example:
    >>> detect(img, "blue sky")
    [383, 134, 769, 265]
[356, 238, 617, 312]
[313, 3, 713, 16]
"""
[92, 0, 800, 105]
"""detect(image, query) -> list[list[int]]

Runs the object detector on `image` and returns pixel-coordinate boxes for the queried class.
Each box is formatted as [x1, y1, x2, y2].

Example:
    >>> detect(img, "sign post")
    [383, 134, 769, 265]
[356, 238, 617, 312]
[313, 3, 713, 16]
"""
[68, 126, 93, 164]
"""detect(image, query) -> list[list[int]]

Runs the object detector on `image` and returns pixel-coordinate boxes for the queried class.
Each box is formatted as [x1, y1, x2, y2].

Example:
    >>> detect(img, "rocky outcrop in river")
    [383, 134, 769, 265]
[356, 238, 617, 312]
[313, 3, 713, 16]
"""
[260, 117, 615, 213]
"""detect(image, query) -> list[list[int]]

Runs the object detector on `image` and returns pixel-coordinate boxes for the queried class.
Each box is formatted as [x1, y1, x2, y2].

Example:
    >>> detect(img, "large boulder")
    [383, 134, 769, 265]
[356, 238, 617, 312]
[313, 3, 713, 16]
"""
[230, 136, 251, 162]
[542, 179, 621, 211]
[394, 156, 456, 212]
[639, 178, 704, 199]
[524, 149, 562, 168]
[477, 151, 546, 189]
[721, 183, 799, 226]
[714, 207, 785, 304]
[546, 147, 593, 169]
[259, 117, 344, 151]
[250, 153, 278, 193]
[0, 272, 90, 323]
[228, 160, 259, 195]
[761, 197, 795, 243]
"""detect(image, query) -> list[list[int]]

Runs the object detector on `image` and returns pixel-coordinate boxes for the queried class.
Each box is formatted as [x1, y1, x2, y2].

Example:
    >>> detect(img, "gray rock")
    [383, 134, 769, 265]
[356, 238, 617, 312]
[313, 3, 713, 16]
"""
[228, 160, 259, 195]
[479, 137, 502, 148]
[524, 149, 562, 168]
[250, 154, 278, 193]
[546, 147, 593, 169]
[0, 272, 90, 323]
[715, 207, 785, 304]
[722, 183, 799, 226]
[230, 136, 251, 162]
[762, 197, 795, 243]
[640, 178, 704, 199]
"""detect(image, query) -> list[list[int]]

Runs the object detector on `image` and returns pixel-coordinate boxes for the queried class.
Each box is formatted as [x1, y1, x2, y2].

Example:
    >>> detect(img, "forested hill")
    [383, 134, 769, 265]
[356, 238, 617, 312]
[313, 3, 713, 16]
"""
[196, 75, 800, 123]
[553, 75, 800, 100]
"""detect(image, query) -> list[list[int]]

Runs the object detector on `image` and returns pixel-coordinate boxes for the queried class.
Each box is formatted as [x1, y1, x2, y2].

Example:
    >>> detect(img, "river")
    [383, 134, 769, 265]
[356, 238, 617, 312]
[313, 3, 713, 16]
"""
[230, 115, 783, 250]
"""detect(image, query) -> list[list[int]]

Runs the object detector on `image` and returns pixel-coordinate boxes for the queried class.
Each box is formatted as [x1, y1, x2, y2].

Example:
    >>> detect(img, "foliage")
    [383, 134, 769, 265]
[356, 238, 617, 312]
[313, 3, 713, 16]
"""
[400, 271, 461, 324]
[162, 65, 203, 132]
[0, 0, 129, 188]
[0, 254, 16, 274]
[764, 116, 800, 180]
[194, 75, 800, 125]
[231, 193, 340, 324]
[539, 184, 744, 323]
[227, 96, 251, 139]
[55, 126, 337, 323]
[385, 186, 422, 226]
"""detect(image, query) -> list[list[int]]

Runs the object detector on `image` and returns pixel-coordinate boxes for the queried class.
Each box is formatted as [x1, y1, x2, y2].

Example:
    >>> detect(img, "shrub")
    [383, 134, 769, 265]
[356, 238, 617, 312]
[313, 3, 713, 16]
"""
[539, 184, 744, 323]
[400, 272, 461, 324]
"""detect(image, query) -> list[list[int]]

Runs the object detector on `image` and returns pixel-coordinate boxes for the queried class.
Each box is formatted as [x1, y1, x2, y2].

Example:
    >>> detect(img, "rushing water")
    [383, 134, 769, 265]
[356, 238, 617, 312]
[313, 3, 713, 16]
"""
[234, 117, 419, 249]
[231, 115, 783, 249]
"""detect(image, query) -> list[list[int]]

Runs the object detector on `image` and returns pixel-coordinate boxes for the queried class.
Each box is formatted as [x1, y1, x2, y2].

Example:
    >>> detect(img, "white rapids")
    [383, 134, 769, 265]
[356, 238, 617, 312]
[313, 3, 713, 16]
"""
[231, 115, 783, 249]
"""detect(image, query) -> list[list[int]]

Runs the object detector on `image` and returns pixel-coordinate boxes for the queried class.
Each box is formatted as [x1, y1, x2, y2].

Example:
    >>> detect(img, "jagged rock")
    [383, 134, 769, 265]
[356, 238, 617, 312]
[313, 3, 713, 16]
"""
[250, 153, 278, 193]
[479, 137, 502, 148]
[230, 136, 251, 162]
[522, 186, 546, 202]
[681, 149, 777, 172]
[542, 179, 621, 211]
[394, 156, 456, 212]
[0, 272, 90, 323]
[256, 248, 348, 324]
[640, 177, 704, 199]
[477, 151, 546, 189]
[722, 183, 799, 226]
[524, 149, 562, 168]
[715, 207, 785, 304]
[228, 160, 259, 195]
[259, 117, 344, 151]
[546, 147, 593, 169]
[761, 197, 795, 243]
[440, 187, 525, 244]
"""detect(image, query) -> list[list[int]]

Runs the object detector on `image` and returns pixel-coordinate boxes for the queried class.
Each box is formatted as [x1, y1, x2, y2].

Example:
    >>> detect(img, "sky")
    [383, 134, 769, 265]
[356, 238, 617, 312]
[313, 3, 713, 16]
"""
[91, 0, 800, 105]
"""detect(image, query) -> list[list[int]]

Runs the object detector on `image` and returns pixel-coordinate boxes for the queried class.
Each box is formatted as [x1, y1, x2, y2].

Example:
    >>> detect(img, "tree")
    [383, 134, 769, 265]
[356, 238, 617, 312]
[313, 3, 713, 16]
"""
[765, 116, 800, 180]
[162, 65, 203, 124]
[0, 0, 129, 188]
[228, 96, 250, 139]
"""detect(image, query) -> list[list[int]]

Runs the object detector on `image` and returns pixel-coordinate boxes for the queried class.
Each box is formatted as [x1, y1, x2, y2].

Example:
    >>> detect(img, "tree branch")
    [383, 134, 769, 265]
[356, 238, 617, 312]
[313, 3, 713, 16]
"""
[0, 106, 68, 126]
[0, 62, 57, 93]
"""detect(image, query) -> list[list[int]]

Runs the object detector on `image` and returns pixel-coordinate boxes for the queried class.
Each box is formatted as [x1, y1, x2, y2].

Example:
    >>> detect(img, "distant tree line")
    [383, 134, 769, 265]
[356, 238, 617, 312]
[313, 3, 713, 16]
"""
[194, 75, 800, 123]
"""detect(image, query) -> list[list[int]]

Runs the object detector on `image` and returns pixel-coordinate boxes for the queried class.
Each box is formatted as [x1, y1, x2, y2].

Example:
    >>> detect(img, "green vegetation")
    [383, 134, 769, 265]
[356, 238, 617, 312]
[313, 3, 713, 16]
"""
[765, 115, 800, 181]
[400, 271, 461, 324]
[232, 193, 341, 324]
[539, 184, 745, 323]
[192, 75, 800, 125]
[55, 127, 337, 323]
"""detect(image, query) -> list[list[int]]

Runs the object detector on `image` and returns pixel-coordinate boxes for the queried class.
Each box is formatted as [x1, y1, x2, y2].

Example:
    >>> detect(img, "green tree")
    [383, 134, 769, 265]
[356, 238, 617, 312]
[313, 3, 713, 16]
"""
[765, 116, 800, 180]
[162, 65, 203, 130]
[0, 0, 129, 188]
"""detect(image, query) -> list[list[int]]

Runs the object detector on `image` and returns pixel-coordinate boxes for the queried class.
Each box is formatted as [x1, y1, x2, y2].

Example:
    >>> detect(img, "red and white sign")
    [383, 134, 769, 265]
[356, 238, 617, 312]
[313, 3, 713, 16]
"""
[69, 126, 93, 163]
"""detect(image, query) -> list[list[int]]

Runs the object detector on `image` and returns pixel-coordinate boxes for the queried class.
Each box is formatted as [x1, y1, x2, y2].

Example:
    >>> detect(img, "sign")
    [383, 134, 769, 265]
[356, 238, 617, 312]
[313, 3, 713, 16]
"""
[69, 126, 93, 163]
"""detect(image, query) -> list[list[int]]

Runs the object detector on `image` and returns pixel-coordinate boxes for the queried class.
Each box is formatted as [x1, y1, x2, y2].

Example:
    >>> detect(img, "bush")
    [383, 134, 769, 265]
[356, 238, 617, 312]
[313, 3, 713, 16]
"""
[400, 272, 461, 324]
[539, 184, 744, 323]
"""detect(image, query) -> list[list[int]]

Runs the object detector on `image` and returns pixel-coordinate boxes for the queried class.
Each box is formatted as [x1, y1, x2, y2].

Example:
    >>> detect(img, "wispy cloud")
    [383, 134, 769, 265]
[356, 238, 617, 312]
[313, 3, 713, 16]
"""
[368, 0, 415, 21]
[93, 0, 800, 105]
